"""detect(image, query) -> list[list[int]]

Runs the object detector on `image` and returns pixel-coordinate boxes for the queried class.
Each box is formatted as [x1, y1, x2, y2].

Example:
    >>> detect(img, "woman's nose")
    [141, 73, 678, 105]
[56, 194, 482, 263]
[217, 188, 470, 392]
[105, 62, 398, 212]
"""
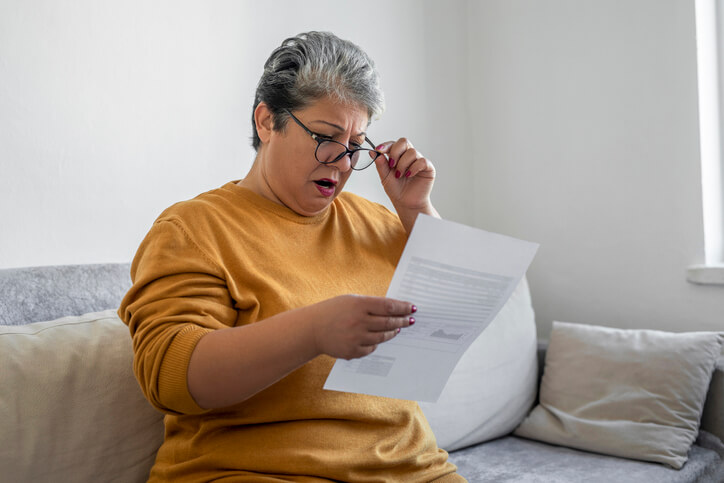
[330, 153, 353, 172]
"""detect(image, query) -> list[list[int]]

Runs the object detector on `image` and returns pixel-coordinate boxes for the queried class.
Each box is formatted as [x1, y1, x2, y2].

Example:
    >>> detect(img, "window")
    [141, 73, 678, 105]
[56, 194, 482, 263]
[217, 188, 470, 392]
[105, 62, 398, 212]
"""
[689, 0, 724, 284]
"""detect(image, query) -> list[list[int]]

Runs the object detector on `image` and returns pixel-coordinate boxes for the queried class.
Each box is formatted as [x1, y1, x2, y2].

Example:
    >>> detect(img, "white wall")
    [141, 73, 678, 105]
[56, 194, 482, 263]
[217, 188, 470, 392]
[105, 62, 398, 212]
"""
[2, 0, 721, 337]
[0, 0, 472, 269]
[469, 0, 723, 337]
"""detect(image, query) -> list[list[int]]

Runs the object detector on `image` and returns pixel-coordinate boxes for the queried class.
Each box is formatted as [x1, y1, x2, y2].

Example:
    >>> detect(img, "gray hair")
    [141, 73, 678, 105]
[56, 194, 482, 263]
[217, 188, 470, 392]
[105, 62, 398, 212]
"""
[251, 31, 385, 150]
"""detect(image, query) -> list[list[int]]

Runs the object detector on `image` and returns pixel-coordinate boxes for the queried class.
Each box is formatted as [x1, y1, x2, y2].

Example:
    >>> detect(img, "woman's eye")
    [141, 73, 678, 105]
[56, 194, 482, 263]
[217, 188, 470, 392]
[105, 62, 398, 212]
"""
[315, 133, 362, 148]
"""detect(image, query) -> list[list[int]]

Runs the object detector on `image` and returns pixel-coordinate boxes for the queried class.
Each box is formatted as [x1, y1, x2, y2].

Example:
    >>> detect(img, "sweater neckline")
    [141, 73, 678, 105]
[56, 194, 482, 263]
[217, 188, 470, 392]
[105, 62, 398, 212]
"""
[222, 181, 334, 225]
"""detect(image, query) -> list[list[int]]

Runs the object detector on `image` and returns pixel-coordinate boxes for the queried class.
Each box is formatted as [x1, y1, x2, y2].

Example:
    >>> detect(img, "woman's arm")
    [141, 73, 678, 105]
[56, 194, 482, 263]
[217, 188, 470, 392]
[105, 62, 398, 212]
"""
[373, 138, 441, 234]
[122, 219, 415, 414]
[187, 295, 416, 410]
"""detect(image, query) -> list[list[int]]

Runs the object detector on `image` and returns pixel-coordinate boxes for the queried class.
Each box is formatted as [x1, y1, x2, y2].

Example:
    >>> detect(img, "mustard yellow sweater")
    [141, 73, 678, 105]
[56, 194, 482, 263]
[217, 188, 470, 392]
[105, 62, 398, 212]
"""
[119, 181, 462, 482]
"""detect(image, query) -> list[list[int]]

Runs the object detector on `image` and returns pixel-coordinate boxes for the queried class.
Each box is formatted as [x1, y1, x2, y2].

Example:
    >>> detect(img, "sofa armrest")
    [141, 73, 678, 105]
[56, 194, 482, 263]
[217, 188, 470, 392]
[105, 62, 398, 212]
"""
[701, 356, 724, 442]
[535, 343, 724, 442]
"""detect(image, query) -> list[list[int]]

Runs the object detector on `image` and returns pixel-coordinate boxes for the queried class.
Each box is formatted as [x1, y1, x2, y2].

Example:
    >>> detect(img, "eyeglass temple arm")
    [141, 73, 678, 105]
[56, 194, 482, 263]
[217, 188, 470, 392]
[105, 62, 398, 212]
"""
[286, 109, 317, 138]
[365, 137, 380, 152]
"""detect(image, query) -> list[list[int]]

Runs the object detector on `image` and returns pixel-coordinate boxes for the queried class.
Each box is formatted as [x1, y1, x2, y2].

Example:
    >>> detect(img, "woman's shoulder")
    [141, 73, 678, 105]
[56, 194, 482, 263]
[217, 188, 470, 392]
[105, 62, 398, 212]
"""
[155, 181, 246, 224]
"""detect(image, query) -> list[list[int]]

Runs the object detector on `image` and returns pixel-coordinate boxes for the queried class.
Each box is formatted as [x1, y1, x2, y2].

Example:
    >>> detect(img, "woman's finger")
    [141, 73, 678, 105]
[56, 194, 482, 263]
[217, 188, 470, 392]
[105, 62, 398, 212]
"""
[367, 314, 416, 333]
[387, 138, 412, 169]
[360, 328, 400, 347]
[404, 156, 435, 179]
[394, 148, 424, 179]
[359, 296, 416, 317]
[373, 141, 393, 155]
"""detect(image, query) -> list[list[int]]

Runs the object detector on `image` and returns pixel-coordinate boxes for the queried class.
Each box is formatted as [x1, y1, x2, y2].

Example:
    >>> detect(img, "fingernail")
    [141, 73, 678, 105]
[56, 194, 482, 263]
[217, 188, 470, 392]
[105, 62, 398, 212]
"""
[405, 170, 411, 178]
[395, 170, 401, 179]
[409, 317, 415, 325]
[411, 305, 417, 313]
[396, 327, 401, 334]
[388, 158, 395, 168]
[376, 144, 385, 151]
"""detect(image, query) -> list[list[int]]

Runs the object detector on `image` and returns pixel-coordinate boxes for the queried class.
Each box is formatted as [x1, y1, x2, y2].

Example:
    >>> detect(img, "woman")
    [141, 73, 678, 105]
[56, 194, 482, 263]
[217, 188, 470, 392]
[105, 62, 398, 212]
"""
[120, 31, 465, 482]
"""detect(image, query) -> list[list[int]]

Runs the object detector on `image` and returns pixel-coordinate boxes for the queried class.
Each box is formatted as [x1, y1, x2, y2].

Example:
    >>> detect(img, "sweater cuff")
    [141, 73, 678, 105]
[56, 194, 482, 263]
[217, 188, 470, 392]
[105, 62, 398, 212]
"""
[158, 325, 212, 415]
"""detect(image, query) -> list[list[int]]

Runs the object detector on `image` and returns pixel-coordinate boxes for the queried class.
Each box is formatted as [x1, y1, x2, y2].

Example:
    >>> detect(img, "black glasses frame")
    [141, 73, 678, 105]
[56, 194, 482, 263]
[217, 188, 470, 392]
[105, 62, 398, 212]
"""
[285, 109, 381, 171]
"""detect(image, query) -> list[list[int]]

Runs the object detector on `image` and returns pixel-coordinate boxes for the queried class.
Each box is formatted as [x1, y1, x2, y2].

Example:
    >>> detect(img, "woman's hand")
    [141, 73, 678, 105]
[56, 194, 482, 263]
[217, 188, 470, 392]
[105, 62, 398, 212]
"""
[309, 294, 416, 360]
[372, 138, 440, 233]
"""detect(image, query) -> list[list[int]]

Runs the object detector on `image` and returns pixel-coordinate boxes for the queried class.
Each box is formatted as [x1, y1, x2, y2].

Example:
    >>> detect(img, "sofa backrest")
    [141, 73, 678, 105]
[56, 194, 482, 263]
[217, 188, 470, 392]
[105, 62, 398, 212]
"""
[0, 263, 131, 325]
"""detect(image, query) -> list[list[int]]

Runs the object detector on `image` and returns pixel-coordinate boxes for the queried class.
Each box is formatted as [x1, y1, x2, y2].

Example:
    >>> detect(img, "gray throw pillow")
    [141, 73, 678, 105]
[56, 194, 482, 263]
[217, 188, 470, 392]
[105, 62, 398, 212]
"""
[514, 321, 723, 469]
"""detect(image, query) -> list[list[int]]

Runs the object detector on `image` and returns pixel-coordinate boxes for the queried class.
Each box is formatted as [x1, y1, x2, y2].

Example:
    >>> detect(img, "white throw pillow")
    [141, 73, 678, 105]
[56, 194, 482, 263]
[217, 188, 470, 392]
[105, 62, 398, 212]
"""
[514, 321, 724, 469]
[419, 277, 538, 451]
[0, 310, 164, 482]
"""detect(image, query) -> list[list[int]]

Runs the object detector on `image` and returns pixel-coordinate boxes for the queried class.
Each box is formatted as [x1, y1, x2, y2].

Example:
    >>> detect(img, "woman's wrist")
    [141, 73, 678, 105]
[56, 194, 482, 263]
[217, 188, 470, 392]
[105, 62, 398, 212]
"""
[394, 200, 440, 234]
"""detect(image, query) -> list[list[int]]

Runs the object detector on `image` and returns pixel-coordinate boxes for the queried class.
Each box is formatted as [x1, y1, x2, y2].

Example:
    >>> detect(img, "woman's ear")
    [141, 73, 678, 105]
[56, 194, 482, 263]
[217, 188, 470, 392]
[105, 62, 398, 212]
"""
[254, 102, 274, 145]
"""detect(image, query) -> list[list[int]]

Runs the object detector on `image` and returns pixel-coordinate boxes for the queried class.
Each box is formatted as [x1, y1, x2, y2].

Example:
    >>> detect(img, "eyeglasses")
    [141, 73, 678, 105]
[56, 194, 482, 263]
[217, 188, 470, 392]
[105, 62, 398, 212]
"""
[285, 109, 382, 171]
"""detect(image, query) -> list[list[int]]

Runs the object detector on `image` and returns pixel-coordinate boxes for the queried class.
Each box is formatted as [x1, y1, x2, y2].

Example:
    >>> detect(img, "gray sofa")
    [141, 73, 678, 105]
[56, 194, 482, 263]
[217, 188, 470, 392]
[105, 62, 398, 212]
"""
[1, 263, 723, 482]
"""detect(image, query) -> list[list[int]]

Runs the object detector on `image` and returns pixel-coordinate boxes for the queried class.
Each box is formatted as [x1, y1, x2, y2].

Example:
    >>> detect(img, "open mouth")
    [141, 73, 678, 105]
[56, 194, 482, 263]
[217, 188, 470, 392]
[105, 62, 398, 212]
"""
[313, 178, 337, 197]
[314, 179, 337, 189]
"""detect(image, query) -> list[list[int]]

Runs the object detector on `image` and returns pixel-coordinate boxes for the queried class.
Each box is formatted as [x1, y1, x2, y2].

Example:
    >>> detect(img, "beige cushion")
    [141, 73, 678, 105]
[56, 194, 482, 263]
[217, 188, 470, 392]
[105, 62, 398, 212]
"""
[514, 321, 723, 469]
[420, 277, 538, 451]
[0, 310, 164, 482]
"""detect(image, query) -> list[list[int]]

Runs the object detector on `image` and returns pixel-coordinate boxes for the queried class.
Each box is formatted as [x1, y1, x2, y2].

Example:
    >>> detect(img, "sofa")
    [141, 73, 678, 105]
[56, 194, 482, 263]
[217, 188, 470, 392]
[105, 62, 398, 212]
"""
[1, 263, 723, 482]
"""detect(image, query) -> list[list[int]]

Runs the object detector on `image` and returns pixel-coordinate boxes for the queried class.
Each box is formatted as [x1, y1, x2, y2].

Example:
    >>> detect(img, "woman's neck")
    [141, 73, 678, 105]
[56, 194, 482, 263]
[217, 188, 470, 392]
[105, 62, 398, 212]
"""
[237, 157, 283, 207]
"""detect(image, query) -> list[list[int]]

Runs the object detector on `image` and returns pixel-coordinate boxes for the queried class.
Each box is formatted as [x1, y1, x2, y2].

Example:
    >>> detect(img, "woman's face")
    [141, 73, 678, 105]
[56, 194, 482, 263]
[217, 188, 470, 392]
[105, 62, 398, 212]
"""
[255, 97, 370, 216]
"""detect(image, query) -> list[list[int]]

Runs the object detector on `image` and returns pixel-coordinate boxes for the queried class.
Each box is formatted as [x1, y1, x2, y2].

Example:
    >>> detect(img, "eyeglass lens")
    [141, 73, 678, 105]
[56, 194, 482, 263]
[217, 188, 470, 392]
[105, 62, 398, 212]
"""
[316, 140, 378, 170]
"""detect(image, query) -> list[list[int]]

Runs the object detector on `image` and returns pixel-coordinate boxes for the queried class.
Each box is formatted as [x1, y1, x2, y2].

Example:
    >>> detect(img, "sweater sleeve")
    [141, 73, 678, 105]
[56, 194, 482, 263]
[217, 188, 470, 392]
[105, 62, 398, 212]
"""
[118, 217, 238, 415]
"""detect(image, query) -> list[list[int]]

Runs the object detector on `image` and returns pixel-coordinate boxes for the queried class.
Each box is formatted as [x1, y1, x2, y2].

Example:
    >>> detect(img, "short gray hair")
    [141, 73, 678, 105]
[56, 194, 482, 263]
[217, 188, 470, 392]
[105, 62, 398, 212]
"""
[251, 31, 385, 150]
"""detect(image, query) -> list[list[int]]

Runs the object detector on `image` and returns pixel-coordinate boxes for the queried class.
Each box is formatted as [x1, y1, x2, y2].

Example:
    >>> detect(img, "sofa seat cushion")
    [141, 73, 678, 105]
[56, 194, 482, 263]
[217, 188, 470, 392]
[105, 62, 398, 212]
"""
[0, 309, 164, 483]
[448, 433, 724, 483]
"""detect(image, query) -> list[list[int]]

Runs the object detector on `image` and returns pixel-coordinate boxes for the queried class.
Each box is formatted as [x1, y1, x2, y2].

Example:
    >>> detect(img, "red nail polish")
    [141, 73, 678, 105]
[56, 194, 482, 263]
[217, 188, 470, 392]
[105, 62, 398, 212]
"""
[411, 305, 417, 313]
[405, 170, 411, 178]
[409, 317, 415, 325]
[396, 327, 401, 334]
[395, 170, 401, 178]
[388, 158, 395, 168]
[376, 144, 385, 151]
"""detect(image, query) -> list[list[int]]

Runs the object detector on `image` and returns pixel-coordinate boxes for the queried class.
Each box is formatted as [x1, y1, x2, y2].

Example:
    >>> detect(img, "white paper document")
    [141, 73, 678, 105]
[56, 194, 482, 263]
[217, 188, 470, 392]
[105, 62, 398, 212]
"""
[323, 214, 539, 402]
